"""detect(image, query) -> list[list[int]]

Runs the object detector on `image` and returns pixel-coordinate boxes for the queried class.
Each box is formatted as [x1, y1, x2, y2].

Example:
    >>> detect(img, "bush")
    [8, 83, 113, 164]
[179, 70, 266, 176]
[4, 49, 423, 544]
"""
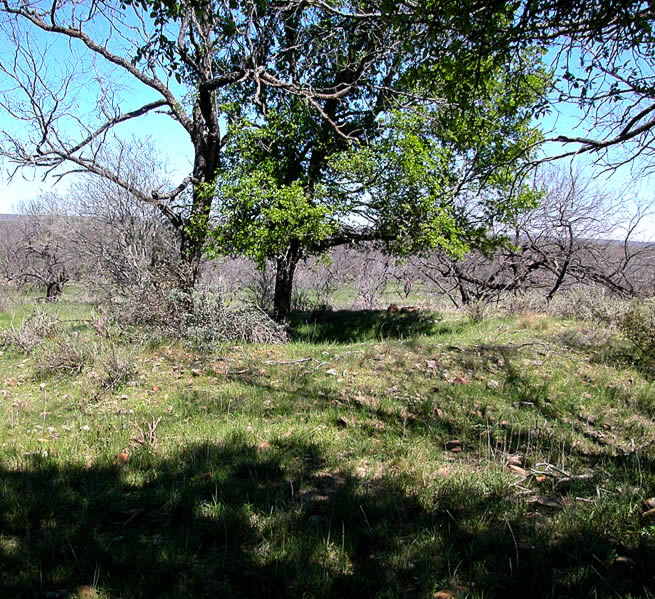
[1, 309, 58, 353]
[620, 301, 655, 371]
[95, 342, 138, 393]
[0, 287, 9, 313]
[34, 333, 95, 376]
[464, 298, 489, 323]
[546, 286, 631, 326]
[108, 284, 287, 348]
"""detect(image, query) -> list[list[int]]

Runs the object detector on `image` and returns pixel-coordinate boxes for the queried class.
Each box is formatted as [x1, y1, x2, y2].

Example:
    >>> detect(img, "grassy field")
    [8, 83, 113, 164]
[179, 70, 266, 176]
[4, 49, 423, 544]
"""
[1, 299, 654, 598]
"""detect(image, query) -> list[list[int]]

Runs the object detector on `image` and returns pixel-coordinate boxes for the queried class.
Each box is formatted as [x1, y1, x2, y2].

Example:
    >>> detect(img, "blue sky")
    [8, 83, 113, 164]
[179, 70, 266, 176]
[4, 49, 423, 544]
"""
[0, 18, 653, 240]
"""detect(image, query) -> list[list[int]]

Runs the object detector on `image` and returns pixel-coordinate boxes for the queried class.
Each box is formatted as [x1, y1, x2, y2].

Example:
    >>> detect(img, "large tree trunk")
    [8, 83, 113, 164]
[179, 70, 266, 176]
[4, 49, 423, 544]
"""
[273, 243, 301, 322]
[174, 76, 222, 293]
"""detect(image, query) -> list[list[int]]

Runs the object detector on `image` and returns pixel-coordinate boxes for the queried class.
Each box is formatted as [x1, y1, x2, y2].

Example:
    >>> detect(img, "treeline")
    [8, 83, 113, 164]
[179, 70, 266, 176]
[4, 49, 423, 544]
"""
[1, 166, 653, 315]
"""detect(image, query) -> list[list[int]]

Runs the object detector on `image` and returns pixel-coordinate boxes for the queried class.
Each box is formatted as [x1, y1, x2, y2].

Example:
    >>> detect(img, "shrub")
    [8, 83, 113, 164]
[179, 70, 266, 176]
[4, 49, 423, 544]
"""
[0, 287, 9, 313]
[1, 309, 58, 353]
[34, 333, 95, 376]
[95, 342, 138, 393]
[108, 284, 287, 348]
[620, 301, 655, 372]
[464, 298, 489, 323]
[546, 286, 631, 326]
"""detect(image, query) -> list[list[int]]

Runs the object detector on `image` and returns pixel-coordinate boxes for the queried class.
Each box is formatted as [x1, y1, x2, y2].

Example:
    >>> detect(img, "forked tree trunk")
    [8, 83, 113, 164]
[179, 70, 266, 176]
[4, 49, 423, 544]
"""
[46, 280, 63, 301]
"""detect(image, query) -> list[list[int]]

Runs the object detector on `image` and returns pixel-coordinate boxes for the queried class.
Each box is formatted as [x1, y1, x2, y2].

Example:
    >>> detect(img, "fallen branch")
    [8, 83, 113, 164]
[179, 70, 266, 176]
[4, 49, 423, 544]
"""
[264, 358, 312, 365]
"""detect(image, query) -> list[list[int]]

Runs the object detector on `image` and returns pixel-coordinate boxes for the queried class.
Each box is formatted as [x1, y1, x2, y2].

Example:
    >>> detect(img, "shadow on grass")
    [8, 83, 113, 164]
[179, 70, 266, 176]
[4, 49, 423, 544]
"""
[2, 436, 654, 598]
[288, 310, 462, 344]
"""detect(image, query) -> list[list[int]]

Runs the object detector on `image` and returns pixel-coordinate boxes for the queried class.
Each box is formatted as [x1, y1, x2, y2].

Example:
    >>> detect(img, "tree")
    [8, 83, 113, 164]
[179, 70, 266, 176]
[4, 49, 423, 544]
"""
[65, 141, 180, 295]
[1, 0, 553, 307]
[1, 194, 74, 301]
[412, 1, 655, 171]
[414, 166, 655, 307]
[211, 16, 548, 319]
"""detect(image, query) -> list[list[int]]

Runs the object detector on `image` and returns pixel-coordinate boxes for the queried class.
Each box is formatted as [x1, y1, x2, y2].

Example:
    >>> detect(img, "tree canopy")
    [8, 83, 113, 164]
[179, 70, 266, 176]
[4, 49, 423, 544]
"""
[0, 0, 553, 318]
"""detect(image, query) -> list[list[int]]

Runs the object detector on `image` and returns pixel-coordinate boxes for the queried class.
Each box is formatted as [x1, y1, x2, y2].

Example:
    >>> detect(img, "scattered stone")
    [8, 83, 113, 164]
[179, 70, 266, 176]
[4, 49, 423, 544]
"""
[452, 376, 468, 384]
[118, 451, 130, 463]
[445, 440, 463, 452]
[643, 497, 655, 511]
[513, 401, 535, 409]
[326, 368, 338, 376]
[425, 359, 439, 369]
[486, 380, 499, 389]
[434, 585, 468, 599]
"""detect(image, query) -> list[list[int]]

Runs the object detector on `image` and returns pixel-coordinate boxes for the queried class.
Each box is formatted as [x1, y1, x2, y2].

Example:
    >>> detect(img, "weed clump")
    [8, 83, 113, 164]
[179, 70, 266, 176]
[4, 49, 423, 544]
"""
[0, 309, 58, 353]
[34, 333, 95, 376]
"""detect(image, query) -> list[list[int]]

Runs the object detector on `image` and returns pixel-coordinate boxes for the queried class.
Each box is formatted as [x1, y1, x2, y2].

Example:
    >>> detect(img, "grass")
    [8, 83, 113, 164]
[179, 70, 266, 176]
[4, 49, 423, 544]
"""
[1, 300, 655, 598]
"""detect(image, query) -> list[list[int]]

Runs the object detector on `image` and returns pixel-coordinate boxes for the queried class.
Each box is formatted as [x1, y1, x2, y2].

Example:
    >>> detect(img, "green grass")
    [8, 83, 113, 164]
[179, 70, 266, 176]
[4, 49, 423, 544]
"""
[1, 302, 655, 598]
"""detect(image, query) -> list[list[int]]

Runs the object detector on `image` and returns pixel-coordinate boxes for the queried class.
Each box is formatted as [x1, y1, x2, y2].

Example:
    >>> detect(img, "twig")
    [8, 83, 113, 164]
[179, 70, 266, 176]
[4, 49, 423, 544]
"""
[554, 473, 594, 490]
[264, 357, 312, 365]
[535, 462, 571, 477]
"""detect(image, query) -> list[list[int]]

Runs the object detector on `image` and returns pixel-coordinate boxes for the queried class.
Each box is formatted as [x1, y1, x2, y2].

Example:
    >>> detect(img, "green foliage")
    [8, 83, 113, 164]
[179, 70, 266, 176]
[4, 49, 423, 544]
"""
[621, 301, 655, 373]
[213, 167, 336, 267]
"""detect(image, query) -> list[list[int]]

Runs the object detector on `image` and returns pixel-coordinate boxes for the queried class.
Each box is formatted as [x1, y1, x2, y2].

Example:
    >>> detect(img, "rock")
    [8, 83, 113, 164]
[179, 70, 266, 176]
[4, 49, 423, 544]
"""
[400, 305, 419, 313]
[425, 359, 439, 369]
[506, 454, 523, 466]
[434, 586, 468, 599]
[118, 451, 130, 463]
[643, 497, 655, 511]
[487, 379, 499, 389]
[642, 508, 655, 522]
[445, 440, 463, 452]
[326, 368, 338, 376]
[75, 586, 99, 599]
[508, 464, 527, 476]
[307, 515, 324, 527]
[452, 376, 468, 384]
[534, 495, 563, 509]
